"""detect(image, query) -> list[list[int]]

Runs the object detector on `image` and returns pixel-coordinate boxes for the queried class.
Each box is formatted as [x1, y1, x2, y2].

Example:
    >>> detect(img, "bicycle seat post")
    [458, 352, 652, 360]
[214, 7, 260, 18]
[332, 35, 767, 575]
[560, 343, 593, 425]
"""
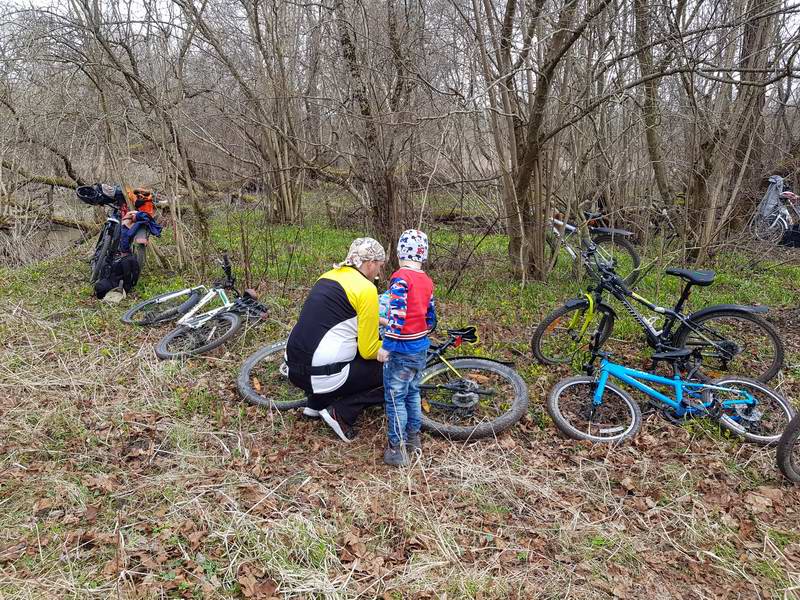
[673, 281, 693, 315]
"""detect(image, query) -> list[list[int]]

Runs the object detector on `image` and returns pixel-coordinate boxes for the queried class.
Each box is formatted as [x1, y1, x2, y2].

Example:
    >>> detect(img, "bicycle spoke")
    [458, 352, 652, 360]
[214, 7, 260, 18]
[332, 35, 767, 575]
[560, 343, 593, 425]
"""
[553, 381, 634, 440]
[421, 366, 513, 428]
[683, 316, 777, 379]
[709, 378, 793, 443]
[167, 316, 231, 353]
[246, 348, 305, 406]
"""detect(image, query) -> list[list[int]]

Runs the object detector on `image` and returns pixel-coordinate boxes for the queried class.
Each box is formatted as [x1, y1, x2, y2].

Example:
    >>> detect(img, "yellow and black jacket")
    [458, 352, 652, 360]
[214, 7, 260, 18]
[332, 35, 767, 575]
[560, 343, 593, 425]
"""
[286, 266, 381, 394]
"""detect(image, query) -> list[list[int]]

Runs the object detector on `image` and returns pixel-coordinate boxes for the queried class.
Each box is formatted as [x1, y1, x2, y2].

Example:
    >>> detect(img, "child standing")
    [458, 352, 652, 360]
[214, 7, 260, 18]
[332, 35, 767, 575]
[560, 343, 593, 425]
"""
[377, 230, 437, 466]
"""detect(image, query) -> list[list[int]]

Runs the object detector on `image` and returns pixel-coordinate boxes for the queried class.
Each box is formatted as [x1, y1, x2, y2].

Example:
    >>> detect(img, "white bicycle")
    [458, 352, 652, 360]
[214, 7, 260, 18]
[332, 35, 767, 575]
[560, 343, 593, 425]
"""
[752, 176, 799, 244]
[547, 211, 641, 284]
[122, 254, 267, 359]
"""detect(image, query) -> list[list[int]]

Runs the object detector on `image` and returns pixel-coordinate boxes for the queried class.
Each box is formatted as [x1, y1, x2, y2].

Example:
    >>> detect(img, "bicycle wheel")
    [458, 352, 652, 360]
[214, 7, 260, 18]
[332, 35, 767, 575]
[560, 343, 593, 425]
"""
[752, 216, 785, 244]
[155, 312, 242, 359]
[531, 300, 615, 365]
[675, 309, 784, 382]
[90, 231, 113, 284]
[419, 358, 528, 440]
[703, 376, 794, 445]
[776, 413, 800, 483]
[237, 339, 308, 410]
[547, 375, 641, 443]
[122, 289, 202, 326]
[591, 234, 641, 285]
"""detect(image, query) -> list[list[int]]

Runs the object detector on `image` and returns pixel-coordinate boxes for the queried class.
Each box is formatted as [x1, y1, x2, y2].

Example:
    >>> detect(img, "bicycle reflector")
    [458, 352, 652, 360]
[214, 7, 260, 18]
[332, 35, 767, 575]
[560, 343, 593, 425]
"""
[454, 336, 463, 347]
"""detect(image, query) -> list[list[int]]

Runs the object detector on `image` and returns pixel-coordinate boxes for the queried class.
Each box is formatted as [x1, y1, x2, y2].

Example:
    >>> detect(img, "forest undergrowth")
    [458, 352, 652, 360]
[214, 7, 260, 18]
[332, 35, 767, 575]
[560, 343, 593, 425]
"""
[2, 214, 800, 599]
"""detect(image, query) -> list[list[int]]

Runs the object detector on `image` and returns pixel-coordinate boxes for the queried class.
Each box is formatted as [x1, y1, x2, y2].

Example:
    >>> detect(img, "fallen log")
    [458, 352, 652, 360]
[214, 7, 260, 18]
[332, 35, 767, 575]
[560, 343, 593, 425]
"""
[0, 197, 99, 233]
[0, 161, 78, 190]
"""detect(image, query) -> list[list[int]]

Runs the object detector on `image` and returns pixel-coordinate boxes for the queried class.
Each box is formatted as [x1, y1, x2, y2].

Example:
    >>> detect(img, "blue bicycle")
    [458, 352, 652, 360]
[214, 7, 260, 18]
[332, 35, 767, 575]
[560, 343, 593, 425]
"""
[547, 347, 794, 445]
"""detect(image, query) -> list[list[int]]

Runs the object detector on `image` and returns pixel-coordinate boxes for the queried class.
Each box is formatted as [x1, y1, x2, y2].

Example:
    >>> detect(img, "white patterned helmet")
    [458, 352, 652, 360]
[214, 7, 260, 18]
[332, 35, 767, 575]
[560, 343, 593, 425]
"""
[397, 229, 428, 262]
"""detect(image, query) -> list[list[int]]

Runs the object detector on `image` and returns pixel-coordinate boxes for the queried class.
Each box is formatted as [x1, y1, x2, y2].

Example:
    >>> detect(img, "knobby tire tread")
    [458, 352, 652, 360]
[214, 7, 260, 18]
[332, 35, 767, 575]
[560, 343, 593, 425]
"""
[155, 311, 242, 359]
[419, 358, 529, 440]
[237, 339, 308, 410]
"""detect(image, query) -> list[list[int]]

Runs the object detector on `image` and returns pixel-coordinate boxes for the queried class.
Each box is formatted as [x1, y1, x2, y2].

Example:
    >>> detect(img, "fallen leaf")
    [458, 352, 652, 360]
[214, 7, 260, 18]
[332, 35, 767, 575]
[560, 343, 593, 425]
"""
[33, 498, 54, 516]
[83, 505, 99, 524]
[0, 543, 27, 563]
[744, 492, 772, 513]
[238, 565, 278, 599]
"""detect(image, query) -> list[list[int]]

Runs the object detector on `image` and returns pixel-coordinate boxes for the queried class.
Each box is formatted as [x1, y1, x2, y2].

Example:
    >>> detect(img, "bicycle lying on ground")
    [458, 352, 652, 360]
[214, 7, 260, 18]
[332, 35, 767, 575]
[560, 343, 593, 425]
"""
[777, 412, 800, 483]
[122, 254, 268, 359]
[547, 211, 641, 284]
[531, 243, 784, 382]
[237, 326, 529, 440]
[547, 339, 794, 445]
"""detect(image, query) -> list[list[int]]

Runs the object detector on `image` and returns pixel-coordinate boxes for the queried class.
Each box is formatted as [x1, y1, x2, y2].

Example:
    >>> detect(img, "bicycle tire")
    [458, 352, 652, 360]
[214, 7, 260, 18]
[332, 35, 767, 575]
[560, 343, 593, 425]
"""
[122, 289, 202, 326]
[752, 216, 785, 244]
[531, 300, 615, 365]
[703, 376, 795, 446]
[674, 309, 784, 382]
[777, 412, 800, 483]
[419, 358, 528, 440]
[547, 375, 641, 443]
[237, 339, 308, 410]
[591, 233, 641, 285]
[155, 311, 242, 359]
[90, 231, 113, 284]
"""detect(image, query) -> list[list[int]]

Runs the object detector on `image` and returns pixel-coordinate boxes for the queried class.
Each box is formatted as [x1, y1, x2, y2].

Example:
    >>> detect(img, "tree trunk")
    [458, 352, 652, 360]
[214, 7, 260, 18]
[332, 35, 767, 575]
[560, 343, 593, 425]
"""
[634, 0, 672, 206]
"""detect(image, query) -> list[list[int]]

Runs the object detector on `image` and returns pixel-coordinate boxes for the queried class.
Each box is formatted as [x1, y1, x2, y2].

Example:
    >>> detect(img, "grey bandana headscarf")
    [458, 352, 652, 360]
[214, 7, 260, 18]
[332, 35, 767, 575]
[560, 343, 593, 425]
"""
[334, 237, 386, 269]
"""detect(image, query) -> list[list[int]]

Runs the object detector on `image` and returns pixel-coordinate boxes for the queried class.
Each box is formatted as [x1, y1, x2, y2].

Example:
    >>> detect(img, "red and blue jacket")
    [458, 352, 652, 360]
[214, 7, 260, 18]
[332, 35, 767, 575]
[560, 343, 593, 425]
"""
[382, 267, 436, 354]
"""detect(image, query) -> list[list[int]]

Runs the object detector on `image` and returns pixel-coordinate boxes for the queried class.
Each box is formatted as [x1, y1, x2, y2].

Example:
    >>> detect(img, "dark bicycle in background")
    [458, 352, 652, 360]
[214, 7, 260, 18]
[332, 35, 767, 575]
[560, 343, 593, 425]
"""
[76, 184, 161, 283]
[752, 175, 800, 244]
[547, 211, 641, 285]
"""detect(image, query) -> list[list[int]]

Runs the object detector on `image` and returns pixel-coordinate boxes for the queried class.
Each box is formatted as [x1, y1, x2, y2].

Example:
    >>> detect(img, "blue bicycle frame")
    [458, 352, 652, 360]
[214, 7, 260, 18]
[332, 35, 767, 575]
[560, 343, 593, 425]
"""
[594, 358, 756, 418]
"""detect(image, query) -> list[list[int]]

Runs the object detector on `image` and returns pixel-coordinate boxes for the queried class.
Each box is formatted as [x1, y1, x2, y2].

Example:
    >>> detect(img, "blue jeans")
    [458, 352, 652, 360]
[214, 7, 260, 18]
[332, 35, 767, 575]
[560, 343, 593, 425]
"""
[383, 350, 427, 446]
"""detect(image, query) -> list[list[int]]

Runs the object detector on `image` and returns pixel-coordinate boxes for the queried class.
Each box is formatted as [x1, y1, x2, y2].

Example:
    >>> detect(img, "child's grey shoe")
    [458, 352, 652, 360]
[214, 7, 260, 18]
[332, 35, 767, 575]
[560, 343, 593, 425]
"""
[384, 443, 408, 467]
[405, 432, 422, 455]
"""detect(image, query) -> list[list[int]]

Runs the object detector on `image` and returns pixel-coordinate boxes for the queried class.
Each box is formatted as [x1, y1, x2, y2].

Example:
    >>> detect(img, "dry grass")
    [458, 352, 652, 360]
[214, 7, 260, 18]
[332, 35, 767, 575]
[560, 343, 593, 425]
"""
[1, 244, 800, 600]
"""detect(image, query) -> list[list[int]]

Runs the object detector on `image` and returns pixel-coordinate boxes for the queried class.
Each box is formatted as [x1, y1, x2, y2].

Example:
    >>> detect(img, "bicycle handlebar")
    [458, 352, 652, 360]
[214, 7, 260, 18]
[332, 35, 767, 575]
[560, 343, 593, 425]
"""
[582, 244, 631, 295]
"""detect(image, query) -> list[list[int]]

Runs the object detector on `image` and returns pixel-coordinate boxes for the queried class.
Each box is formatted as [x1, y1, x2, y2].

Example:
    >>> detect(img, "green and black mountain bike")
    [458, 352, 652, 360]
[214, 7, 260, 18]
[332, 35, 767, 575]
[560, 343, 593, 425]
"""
[531, 244, 784, 382]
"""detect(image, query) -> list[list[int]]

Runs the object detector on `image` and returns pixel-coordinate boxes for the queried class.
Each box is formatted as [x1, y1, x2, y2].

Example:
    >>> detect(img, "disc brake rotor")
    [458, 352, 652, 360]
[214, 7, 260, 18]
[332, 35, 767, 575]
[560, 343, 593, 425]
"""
[450, 379, 480, 409]
[732, 405, 763, 422]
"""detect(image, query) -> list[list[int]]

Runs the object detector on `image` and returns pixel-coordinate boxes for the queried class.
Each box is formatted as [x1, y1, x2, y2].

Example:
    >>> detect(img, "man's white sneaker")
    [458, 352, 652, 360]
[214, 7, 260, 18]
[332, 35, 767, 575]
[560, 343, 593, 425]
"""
[302, 407, 321, 418]
[319, 408, 356, 443]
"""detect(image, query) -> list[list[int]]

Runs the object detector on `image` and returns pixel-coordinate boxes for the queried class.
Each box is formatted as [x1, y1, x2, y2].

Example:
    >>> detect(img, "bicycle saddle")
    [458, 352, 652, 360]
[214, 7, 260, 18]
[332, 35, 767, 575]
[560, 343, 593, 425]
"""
[583, 210, 603, 221]
[651, 348, 692, 362]
[665, 268, 715, 286]
[447, 326, 478, 343]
